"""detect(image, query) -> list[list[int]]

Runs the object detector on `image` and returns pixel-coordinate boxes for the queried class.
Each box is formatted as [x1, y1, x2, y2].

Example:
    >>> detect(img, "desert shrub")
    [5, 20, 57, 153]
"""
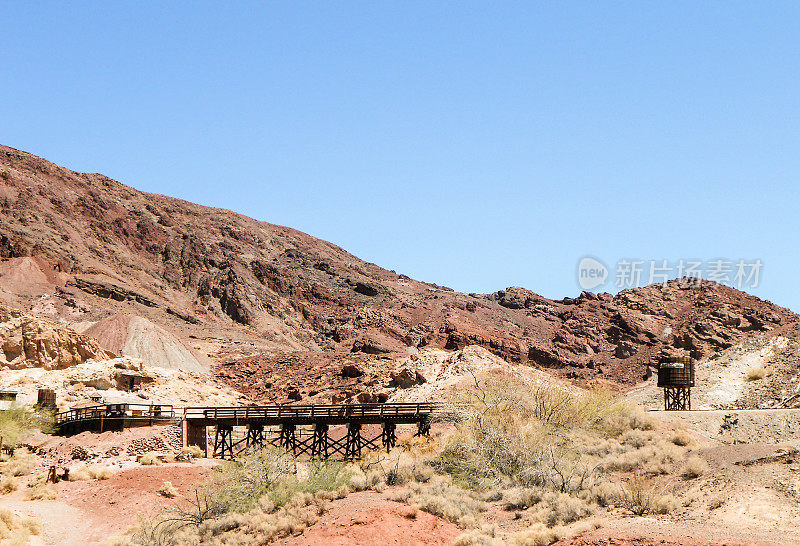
[432, 377, 637, 492]
[681, 456, 709, 479]
[359, 448, 434, 488]
[208, 447, 292, 513]
[707, 496, 725, 510]
[158, 481, 180, 498]
[266, 459, 351, 509]
[619, 429, 652, 449]
[156, 493, 319, 546]
[616, 476, 675, 515]
[0, 476, 18, 494]
[746, 366, 766, 381]
[348, 470, 368, 491]
[0, 404, 54, 448]
[138, 452, 163, 466]
[482, 489, 504, 502]
[128, 515, 185, 546]
[385, 487, 413, 502]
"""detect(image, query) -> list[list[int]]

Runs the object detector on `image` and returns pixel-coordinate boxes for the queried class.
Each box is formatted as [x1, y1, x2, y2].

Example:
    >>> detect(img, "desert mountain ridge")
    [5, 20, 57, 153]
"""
[1, 144, 797, 402]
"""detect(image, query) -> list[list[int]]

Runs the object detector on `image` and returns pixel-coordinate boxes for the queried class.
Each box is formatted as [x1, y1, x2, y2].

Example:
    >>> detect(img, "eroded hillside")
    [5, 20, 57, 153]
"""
[1, 145, 797, 402]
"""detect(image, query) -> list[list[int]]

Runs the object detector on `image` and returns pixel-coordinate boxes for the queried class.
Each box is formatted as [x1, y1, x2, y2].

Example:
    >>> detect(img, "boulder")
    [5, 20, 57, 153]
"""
[389, 368, 426, 388]
[340, 364, 364, 378]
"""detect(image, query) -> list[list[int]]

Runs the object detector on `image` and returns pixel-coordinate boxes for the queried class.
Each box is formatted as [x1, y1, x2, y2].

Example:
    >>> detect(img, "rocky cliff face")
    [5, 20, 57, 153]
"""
[0, 145, 797, 400]
[0, 303, 113, 369]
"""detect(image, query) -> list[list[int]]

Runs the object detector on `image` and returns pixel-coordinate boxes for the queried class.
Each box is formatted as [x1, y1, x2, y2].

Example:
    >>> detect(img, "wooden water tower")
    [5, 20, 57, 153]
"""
[657, 356, 694, 410]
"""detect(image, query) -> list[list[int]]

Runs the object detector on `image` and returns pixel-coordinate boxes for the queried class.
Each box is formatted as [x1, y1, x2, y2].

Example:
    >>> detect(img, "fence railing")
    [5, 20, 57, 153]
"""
[55, 402, 439, 426]
[55, 404, 177, 425]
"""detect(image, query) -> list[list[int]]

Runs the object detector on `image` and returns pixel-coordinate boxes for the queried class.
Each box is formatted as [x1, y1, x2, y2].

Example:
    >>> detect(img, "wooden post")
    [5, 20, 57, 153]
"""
[311, 424, 329, 458]
[344, 423, 362, 460]
[381, 421, 397, 453]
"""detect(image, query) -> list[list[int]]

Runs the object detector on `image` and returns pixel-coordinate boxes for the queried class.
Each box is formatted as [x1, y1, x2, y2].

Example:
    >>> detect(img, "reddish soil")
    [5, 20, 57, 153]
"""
[59, 464, 211, 537]
[280, 491, 461, 546]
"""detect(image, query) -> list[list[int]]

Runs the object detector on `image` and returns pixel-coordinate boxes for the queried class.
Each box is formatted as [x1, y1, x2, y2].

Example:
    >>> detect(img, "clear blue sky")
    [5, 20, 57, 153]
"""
[2, 2, 799, 310]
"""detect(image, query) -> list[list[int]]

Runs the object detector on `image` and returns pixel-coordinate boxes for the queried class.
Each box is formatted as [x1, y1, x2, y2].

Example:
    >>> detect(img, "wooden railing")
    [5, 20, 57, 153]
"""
[183, 402, 438, 423]
[56, 402, 438, 428]
[55, 404, 177, 425]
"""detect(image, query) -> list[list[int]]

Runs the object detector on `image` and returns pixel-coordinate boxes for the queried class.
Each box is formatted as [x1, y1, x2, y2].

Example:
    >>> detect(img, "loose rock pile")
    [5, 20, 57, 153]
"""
[70, 446, 91, 461]
[164, 425, 183, 450]
[127, 436, 171, 456]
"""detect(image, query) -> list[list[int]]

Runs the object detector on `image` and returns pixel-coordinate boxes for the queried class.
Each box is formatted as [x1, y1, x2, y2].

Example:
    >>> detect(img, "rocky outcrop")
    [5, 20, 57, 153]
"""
[0, 303, 113, 369]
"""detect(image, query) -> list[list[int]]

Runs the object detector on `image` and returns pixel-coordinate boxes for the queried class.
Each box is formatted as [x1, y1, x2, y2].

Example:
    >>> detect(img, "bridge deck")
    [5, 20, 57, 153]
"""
[184, 402, 437, 426]
[55, 402, 439, 435]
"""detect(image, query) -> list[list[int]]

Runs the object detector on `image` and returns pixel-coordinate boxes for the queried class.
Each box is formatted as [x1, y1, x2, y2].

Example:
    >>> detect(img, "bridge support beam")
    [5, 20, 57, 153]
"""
[344, 423, 362, 460]
[246, 424, 264, 450]
[183, 421, 208, 457]
[416, 419, 431, 437]
[213, 425, 234, 459]
[311, 424, 329, 458]
[279, 424, 297, 455]
[381, 421, 397, 453]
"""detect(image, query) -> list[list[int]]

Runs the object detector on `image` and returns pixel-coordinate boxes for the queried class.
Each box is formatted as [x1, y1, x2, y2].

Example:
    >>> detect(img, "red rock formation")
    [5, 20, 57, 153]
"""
[0, 144, 797, 399]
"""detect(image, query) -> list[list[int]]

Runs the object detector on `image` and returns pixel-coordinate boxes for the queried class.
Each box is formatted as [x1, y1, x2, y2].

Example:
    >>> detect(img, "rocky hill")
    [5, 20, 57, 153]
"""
[1, 145, 797, 401]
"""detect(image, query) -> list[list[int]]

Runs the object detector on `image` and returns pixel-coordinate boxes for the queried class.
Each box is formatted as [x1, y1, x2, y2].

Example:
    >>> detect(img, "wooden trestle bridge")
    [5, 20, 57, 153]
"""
[55, 402, 439, 460]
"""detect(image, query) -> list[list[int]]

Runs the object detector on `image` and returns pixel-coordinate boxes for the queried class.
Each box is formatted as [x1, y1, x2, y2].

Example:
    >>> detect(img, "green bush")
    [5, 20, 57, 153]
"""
[0, 404, 54, 448]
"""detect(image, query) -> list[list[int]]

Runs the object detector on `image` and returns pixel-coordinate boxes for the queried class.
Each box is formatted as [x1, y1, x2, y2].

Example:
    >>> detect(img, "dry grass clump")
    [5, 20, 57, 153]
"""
[681, 456, 709, 479]
[616, 476, 676, 515]
[602, 440, 682, 475]
[138, 452, 163, 466]
[158, 481, 180, 498]
[1, 449, 37, 477]
[0, 509, 42, 543]
[669, 429, 694, 447]
[180, 445, 205, 459]
[707, 496, 725, 510]
[0, 476, 18, 494]
[746, 366, 767, 381]
[508, 523, 565, 546]
[393, 476, 487, 528]
[533, 492, 593, 527]
[24, 482, 56, 501]
[453, 525, 504, 545]
[67, 467, 91, 481]
[501, 487, 542, 511]
[90, 466, 116, 480]
[68, 465, 117, 481]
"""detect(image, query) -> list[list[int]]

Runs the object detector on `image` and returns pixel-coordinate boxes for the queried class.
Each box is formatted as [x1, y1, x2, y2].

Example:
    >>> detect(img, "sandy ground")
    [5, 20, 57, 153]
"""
[0, 464, 212, 545]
